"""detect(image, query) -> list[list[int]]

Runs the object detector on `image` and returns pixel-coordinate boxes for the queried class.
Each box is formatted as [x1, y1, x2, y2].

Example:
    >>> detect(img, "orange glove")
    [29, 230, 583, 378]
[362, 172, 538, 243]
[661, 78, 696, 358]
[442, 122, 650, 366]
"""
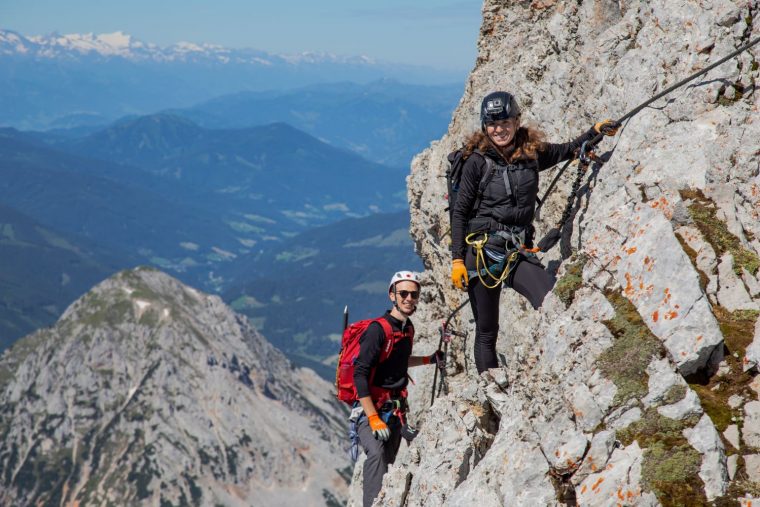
[451, 259, 468, 290]
[594, 119, 620, 136]
[368, 413, 390, 441]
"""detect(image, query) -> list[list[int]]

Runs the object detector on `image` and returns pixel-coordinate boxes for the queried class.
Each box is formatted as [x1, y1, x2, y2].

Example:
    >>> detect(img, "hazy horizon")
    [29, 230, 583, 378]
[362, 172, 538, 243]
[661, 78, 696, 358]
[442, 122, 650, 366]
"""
[1, 0, 482, 72]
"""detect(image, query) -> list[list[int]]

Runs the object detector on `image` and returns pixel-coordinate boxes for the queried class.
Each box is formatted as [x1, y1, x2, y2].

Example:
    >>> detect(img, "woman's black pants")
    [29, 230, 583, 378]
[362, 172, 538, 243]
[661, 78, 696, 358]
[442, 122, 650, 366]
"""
[465, 246, 555, 373]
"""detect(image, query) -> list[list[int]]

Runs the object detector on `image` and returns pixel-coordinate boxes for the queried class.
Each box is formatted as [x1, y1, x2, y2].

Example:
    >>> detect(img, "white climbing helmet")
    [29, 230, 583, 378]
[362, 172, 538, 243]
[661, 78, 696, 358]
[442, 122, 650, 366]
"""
[388, 271, 421, 292]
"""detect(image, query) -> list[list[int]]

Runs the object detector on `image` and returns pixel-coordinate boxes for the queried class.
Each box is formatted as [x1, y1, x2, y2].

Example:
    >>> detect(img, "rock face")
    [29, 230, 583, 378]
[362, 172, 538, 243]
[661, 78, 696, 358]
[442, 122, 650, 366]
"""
[350, 0, 760, 504]
[0, 268, 350, 506]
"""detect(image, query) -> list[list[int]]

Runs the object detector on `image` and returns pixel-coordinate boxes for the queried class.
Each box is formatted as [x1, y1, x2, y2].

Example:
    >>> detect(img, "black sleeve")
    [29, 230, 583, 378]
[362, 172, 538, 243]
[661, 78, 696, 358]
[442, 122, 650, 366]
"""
[353, 322, 385, 399]
[451, 155, 486, 260]
[536, 128, 597, 171]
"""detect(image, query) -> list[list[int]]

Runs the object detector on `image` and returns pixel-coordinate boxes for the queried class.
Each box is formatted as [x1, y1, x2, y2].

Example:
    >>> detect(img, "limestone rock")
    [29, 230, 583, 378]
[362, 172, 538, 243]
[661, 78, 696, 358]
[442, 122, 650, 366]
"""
[674, 225, 718, 297]
[642, 357, 684, 407]
[572, 430, 616, 486]
[657, 388, 703, 421]
[717, 253, 759, 311]
[683, 414, 729, 500]
[575, 442, 659, 506]
[743, 318, 760, 372]
[724, 424, 741, 451]
[743, 454, 760, 482]
[727, 454, 739, 480]
[569, 382, 604, 431]
[743, 268, 760, 298]
[743, 401, 760, 448]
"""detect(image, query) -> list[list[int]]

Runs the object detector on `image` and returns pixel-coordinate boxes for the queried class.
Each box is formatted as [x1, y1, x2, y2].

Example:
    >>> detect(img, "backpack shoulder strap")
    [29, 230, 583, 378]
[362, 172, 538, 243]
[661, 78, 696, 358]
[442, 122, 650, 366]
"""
[472, 151, 497, 213]
[374, 317, 395, 363]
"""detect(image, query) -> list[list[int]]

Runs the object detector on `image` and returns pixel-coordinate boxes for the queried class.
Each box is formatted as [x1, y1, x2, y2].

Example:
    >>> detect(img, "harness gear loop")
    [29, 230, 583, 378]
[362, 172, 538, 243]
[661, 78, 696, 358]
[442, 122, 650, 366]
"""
[465, 232, 523, 289]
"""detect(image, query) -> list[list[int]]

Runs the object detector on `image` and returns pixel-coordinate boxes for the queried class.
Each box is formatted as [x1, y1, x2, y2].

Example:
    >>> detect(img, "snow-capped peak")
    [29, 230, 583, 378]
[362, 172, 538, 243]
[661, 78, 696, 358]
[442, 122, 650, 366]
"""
[0, 28, 378, 67]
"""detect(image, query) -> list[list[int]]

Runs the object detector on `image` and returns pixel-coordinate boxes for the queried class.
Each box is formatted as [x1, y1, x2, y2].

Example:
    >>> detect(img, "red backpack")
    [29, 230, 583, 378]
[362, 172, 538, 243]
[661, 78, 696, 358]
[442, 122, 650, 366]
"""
[335, 317, 414, 407]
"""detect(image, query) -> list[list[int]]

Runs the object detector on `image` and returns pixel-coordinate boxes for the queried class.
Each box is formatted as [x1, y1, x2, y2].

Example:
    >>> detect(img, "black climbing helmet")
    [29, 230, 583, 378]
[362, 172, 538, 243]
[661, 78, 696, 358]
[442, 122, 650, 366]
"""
[480, 91, 521, 126]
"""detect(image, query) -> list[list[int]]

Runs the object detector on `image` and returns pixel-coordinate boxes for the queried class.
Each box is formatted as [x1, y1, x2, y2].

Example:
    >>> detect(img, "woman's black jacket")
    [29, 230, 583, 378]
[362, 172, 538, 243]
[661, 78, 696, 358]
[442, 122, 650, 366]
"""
[451, 128, 597, 260]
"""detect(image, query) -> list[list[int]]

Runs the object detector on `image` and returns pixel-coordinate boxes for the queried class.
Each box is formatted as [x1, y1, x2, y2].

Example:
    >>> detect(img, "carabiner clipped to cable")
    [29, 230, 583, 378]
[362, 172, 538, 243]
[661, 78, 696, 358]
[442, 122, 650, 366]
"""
[579, 140, 594, 166]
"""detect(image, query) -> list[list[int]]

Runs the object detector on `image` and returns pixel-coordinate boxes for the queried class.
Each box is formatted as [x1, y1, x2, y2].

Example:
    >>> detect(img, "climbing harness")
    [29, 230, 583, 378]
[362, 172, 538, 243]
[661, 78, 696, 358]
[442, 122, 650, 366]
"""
[430, 298, 470, 406]
[348, 396, 416, 461]
[464, 228, 538, 289]
[534, 35, 760, 251]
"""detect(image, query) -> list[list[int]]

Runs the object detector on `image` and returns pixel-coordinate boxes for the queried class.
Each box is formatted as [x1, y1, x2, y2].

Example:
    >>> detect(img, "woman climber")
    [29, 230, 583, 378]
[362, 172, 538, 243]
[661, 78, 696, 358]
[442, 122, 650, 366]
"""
[449, 90, 618, 374]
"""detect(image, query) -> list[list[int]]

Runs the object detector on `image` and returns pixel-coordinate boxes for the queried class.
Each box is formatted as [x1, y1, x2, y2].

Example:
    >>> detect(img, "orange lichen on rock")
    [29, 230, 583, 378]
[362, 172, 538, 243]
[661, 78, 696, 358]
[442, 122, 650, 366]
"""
[592, 477, 605, 491]
[624, 273, 634, 296]
[652, 310, 659, 322]
[665, 310, 678, 320]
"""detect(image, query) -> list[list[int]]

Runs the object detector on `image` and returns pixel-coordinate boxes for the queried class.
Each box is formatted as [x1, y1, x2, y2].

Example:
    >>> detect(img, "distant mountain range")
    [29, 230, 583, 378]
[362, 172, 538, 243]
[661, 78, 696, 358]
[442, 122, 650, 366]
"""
[0, 28, 463, 130]
[3, 118, 406, 269]
[65, 115, 407, 217]
[0, 118, 418, 357]
[223, 210, 423, 378]
[0, 127, 241, 278]
[169, 80, 459, 166]
[0, 29, 372, 64]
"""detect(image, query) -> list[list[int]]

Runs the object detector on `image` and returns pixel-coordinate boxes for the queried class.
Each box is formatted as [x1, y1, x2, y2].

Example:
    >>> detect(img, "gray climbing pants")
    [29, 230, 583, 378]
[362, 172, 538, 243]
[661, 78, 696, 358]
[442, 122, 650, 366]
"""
[357, 415, 402, 507]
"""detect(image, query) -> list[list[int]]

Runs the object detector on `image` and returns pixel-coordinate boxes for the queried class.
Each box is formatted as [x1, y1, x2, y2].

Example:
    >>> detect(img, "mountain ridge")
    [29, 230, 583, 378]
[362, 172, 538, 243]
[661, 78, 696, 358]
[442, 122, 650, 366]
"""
[0, 267, 350, 506]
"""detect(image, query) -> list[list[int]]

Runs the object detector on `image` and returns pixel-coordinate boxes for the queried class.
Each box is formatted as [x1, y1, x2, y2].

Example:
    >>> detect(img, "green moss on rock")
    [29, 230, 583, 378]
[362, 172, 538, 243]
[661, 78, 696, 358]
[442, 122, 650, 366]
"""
[680, 189, 760, 276]
[688, 307, 758, 433]
[598, 290, 665, 407]
[618, 408, 705, 506]
[553, 254, 588, 307]
[662, 385, 687, 405]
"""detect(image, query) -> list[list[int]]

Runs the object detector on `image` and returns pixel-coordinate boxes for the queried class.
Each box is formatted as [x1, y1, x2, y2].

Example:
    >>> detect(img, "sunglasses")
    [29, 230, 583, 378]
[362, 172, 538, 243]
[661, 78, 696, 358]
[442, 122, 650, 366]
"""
[397, 290, 420, 300]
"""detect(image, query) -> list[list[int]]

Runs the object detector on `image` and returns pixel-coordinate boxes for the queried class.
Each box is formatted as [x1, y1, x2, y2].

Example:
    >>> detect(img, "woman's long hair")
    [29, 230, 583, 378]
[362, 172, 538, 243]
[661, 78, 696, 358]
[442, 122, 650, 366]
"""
[462, 124, 545, 162]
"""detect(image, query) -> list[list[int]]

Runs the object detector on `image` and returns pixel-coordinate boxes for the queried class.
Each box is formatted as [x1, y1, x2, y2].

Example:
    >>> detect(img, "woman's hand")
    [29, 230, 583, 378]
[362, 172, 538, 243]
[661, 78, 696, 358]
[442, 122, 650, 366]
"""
[451, 259, 468, 290]
[594, 119, 620, 136]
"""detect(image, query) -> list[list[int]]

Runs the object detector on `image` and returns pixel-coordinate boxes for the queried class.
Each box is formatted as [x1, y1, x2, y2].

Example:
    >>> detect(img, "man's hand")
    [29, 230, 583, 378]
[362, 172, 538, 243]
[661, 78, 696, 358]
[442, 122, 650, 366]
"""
[368, 414, 390, 441]
[451, 259, 468, 290]
[424, 350, 446, 369]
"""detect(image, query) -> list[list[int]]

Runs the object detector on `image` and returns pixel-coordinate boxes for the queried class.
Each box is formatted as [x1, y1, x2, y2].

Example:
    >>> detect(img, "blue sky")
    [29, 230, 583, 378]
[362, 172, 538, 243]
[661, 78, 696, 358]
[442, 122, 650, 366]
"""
[2, 0, 482, 71]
